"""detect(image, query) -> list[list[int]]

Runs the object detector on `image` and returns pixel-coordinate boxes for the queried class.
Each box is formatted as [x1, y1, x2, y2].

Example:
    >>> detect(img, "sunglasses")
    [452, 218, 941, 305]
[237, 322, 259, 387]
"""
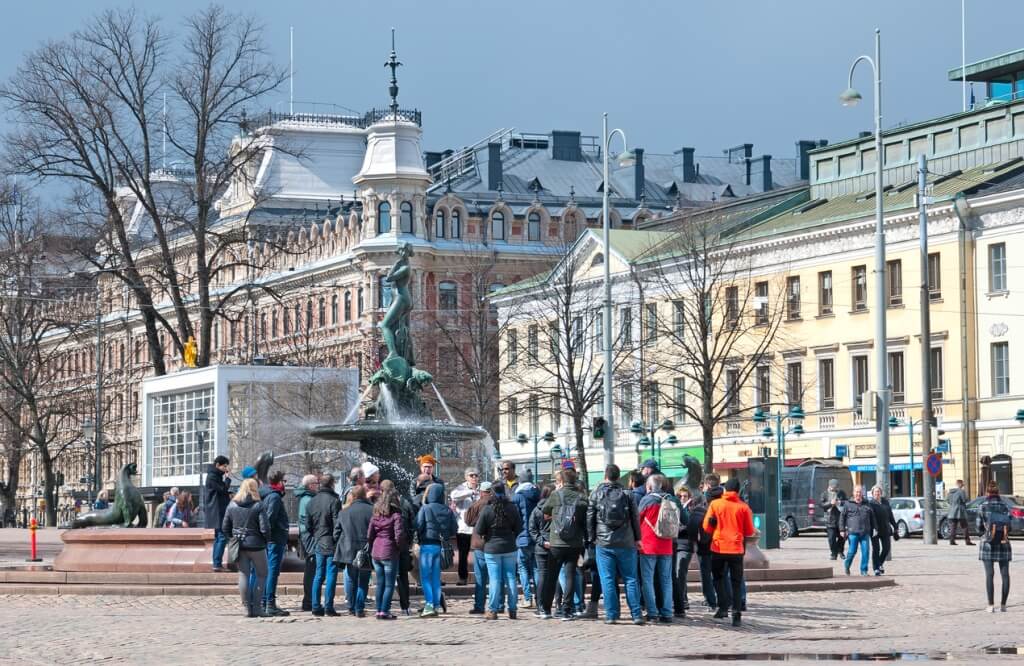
[468, 473, 479, 477]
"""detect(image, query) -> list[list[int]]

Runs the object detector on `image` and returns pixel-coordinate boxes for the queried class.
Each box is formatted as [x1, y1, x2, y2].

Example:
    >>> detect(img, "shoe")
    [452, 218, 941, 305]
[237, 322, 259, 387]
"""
[879, 567, 885, 574]
[420, 605, 439, 618]
[1000, 605, 1007, 612]
[861, 571, 868, 577]
[268, 602, 290, 617]
[582, 602, 599, 619]
[355, 610, 366, 618]
[326, 609, 341, 617]
[212, 566, 225, 573]
[484, 611, 498, 620]
[659, 616, 672, 625]
[732, 612, 741, 627]
[381, 613, 397, 620]
[245, 604, 256, 619]
[965, 541, 975, 546]
[632, 617, 646, 626]
[301, 603, 312, 612]
[508, 610, 517, 620]
[311, 608, 325, 617]
[741, 601, 747, 612]
[874, 569, 881, 576]
[375, 612, 384, 620]
[987, 605, 996, 613]
[523, 599, 535, 609]
[534, 611, 552, 619]
[844, 565, 851, 576]
[440, 596, 448, 614]
[561, 612, 577, 621]
[829, 554, 837, 561]
[674, 611, 686, 618]
[469, 608, 485, 615]
[402, 608, 412, 616]
[605, 618, 617, 625]
[683, 602, 690, 611]
[713, 608, 729, 619]
[644, 614, 655, 623]
[949, 541, 958, 546]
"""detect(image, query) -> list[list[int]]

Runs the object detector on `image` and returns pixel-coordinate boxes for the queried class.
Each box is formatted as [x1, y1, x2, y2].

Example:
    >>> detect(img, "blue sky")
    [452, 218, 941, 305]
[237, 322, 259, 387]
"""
[1, 0, 1021, 162]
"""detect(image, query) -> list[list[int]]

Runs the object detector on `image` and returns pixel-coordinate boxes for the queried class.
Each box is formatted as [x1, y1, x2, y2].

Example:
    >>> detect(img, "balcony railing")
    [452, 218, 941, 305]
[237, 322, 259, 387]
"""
[245, 107, 422, 131]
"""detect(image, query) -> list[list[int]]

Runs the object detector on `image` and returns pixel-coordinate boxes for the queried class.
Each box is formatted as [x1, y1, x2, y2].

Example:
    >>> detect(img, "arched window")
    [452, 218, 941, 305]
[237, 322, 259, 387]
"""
[439, 281, 458, 310]
[305, 299, 313, 330]
[564, 213, 578, 241]
[357, 288, 364, 315]
[318, 297, 326, 327]
[377, 201, 391, 234]
[293, 303, 301, 332]
[272, 310, 280, 338]
[400, 201, 413, 234]
[435, 209, 446, 239]
[491, 211, 505, 241]
[344, 291, 352, 321]
[528, 211, 541, 241]
[379, 276, 393, 308]
[451, 210, 461, 239]
[331, 295, 339, 325]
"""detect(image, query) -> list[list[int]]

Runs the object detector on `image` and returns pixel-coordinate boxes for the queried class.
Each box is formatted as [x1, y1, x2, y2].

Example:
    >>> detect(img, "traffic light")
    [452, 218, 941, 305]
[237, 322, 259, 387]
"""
[593, 417, 607, 439]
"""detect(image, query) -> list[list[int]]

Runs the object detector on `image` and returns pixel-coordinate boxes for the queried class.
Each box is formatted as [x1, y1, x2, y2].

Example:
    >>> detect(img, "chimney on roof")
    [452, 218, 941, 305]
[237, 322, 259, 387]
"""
[682, 147, 697, 183]
[633, 148, 645, 201]
[818, 139, 828, 148]
[552, 131, 582, 161]
[487, 143, 503, 191]
[858, 131, 872, 138]
[425, 151, 444, 172]
[745, 156, 752, 186]
[761, 155, 773, 192]
[796, 140, 817, 181]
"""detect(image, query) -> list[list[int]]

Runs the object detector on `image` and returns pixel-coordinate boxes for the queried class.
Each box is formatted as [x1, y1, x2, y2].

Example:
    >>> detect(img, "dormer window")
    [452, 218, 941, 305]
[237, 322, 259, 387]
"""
[400, 201, 413, 234]
[377, 201, 391, 233]
[491, 211, 505, 241]
[451, 209, 461, 239]
[528, 212, 541, 241]
[435, 209, 446, 239]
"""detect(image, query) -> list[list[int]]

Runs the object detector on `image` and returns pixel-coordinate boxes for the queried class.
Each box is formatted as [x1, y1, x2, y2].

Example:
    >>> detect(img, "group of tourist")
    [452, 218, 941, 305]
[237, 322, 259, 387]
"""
[203, 451, 759, 626]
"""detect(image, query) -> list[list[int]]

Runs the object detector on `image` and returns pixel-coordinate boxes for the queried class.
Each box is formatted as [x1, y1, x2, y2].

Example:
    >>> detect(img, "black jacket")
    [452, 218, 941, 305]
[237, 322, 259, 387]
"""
[305, 488, 343, 556]
[222, 497, 270, 551]
[822, 488, 848, 529]
[586, 481, 641, 550]
[839, 500, 876, 536]
[203, 464, 232, 531]
[333, 498, 373, 565]
[868, 498, 898, 539]
[261, 487, 290, 545]
[528, 504, 550, 555]
[473, 498, 522, 555]
[688, 502, 712, 556]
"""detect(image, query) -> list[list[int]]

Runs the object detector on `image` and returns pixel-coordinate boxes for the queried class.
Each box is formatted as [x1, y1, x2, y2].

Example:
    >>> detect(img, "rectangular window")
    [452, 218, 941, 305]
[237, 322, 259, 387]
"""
[379, 276, 393, 309]
[528, 394, 539, 437]
[992, 342, 1010, 396]
[528, 325, 539, 364]
[930, 347, 944, 401]
[816, 159, 833, 180]
[786, 276, 801, 320]
[888, 351, 905, 404]
[934, 130, 955, 154]
[909, 136, 928, 158]
[593, 310, 603, 353]
[838, 153, 857, 176]
[571, 316, 583, 353]
[818, 271, 833, 316]
[507, 397, 518, 439]
[726, 369, 740, 416]
[621, 383, 633, 425]
[884, 142, 903, 165]
[673, 377, 686, 423]
[550, 395, 560, 433]
[645, 381, 660, 424]
[755, 365, 771, 411]
[819, 358, 835, 410]
[990, 243, 1007, 292]
[507, 329, 518, 366]
[619, 307, 632, 346]
[726, 286, 739, 327]
[852, 265, 867, 311]
[853, 355, 870, 410]
[755, 281, 769, 325]
[548, 323, 559, 360]
[928, 252, 941, 300]
[861, 148, 876, 172]
[673, 300, 685, 338]
[644, 303, 658, 345]
[786, 361, 802, 408]
[150, 388, 215, 480]
[887, 259, 902, 306]
[960, 124, 979, 148]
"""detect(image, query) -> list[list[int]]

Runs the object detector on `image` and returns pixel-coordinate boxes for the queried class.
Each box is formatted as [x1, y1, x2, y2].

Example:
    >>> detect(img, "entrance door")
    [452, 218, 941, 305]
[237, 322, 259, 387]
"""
[992, 455, 1013, 495]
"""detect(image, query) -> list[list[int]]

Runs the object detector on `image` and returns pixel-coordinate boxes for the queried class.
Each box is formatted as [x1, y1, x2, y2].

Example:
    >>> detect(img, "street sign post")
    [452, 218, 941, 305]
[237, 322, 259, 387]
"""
[926, 452, 943, 478]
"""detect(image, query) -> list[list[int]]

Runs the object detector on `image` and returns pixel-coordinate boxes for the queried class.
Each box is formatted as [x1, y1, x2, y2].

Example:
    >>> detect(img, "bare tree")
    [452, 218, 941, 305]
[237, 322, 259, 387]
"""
[0, 6, 289, 375]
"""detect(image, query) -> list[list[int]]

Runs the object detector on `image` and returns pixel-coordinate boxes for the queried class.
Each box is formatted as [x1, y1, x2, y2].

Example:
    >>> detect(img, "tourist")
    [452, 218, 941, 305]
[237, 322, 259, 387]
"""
[839, 485, 876, 577]
[673, 484, 697, 616]
[222, 478, 271, 618]
[528, 484, 554, 615]
[499, 460, 518, 493]
[687, 490, 716, 609]
[415, 482, 457, 617]
[868, 485, 899, 576]
[157, 487, 179, 527]
[464, 481, 493, 614]
[473, 479, 522, 620]
[343, 466, 364, 503]
[638, 474, 677, 624]
[947, 479, 974, 546]
[977, 480, 1012, 612]
[94, 489, 111, 512]
[166, 491, 193, 528]
[587, 463, 643, 625]
[450, 467, 482, 585]
[306, 473, 342, 617]
[395, 489, 417, 615]
[513, 470, 540, 609]
[822, 479, 848, 561]
[540, 467, 588, 621]
[362, 461, 381, 501]
[367, 480, 405, 620]
[334, 484, 373, 617]
[412, 455, 442, 508]
[203, 455, 232, 572]
[295, 473, 319, 612]
[628, 469, 646, 508]
[262, 471, 290, 616]
[703, 477, 755, 626]
[704, 474, 747, 611]
[633, 459, 660, 505]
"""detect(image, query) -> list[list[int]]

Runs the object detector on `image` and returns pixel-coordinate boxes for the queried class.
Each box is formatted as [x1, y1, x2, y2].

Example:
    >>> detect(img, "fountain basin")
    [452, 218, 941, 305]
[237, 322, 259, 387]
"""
[310, 420, 487, 443]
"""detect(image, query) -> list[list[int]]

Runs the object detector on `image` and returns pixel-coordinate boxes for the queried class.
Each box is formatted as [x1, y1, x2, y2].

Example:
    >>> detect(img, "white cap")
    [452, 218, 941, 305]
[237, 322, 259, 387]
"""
[361, 461, 380, 478]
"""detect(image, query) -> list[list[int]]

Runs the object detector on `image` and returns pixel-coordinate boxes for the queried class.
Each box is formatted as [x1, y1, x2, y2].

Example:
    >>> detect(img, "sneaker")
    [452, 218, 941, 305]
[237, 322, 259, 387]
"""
[326, 609, 341, 617]
[659, 616, 672, 624]
[1000, 605, 1007, 612]
[311, 608, 325, 617]
[402, 608, 412, 616]
[874, 569, 881, 576]
[581, 602, 599, 619]
[561, 613, 577, 622]
[375, 612, 385, 620]
[211, 566, 225, 573]
[987, 605, 996, 613]
[632, 616, 646, 626]
[861, 571, 868, 577]
[483, 611, 498, 620]
[713, 608, 729, 619]
[420, 605, 438, 618]
[879, 567, 886, 574]
[523, 599, 535, 609]
[604, 618, 617, 625]
[469, 608, 485, 615]
[844, 565, 851, 576]
[828, 554, 837, 561]
[534, 611, 552, 620]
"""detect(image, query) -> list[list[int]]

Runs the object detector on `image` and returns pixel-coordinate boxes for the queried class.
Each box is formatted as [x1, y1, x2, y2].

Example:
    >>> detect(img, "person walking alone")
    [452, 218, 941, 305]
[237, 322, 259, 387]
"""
[222, 478, 271, 618]
[703, 478, 755, 627]
[306, 473, 342, 617]
[947, 479, 974, 546]
[978, 480, 1012, 612]
[868, 485, 899, 576]
[473, 480, 522, 619]
[367, 480, 405, 620]
[839, 485, 876, 577]
[415, 483, 457, 618]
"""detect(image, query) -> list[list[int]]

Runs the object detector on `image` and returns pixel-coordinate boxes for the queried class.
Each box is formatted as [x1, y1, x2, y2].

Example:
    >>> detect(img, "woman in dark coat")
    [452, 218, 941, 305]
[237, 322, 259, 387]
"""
[333, 485, 373, 616]
[977, 480, 1012, 612]
[222, 478, 271, 618]
[367, 481, 405, 619]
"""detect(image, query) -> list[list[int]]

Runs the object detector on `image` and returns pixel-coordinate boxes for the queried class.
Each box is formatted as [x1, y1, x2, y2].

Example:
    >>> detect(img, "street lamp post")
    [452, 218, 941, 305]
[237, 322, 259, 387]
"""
[549, 443, 564, 476]
[753, 405, 805, 518]
[601, 113, 635, 468]
[841, 29, 891, 497]
[194, 410, 210, 495]
[81, 418, 95, 506]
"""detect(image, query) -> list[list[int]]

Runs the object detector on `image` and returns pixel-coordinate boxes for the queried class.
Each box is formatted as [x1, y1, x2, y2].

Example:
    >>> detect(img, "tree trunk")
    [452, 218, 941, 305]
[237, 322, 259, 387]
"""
[702, 423, 715, 475]
[572, 415, 589, 491]
[0, 449, 18, 527]
[41, 463, 56, 528]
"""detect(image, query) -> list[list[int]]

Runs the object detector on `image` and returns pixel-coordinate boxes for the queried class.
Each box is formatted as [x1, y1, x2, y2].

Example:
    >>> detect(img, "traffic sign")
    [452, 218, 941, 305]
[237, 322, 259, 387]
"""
[926, 452, 943, 477]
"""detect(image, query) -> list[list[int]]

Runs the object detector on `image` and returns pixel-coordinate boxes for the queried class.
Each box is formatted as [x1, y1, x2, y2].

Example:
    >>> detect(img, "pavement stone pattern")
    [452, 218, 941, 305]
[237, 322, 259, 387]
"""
[0, 534, 1019, 664]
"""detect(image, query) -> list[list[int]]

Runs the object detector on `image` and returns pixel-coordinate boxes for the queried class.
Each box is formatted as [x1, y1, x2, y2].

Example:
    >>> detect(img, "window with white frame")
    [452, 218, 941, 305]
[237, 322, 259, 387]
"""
[150, 388, 215, 479]
[673, 377, 686, 423]
[434, 209, 446, 238]
[491, 211, 505, 241]
[992, 342, 1010, 396]
[786, 361, 802, 408]
[528, 212, 541, 241]
[888, 351, 905, 404]
[853, 355, 869, 410]
[439, 281, 458, 310]
[989, 243, 1007, 292]
[930, 347, 944, 400]
[819, 358, 835, 410]
[755, 365, 771, 411]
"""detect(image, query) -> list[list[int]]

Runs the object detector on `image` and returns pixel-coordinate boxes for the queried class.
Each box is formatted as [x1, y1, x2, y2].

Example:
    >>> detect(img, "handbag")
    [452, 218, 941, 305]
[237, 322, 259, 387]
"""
[226, 534, 242, 564]
[353, 543, 371, 570]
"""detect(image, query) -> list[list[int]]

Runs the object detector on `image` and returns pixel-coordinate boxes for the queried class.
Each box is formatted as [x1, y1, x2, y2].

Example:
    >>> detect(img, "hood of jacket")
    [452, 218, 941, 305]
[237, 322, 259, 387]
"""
[205, 463, 224, 477]
[705, 485, 724, 502]
[234, 497, 256, 509]
[425, 483, 445, 504]
[515, 482, 537, 496]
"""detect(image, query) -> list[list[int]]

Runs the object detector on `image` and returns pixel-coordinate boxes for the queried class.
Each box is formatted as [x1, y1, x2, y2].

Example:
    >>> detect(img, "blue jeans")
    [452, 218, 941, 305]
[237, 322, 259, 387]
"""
[312, 552, 338, 611]
[344, 564, 371, 612]
[844, 532, 870, 574]
[484, 551, 518, 613]
[373, 556, 399, 614]
[419, 544, 443, 607]
[263, 541, 286, 604]
[517, 546, 535, 602]
[472, 549, 489, 611]
[640, 554, 673, 619]
[698, 553, 716, 605]
[212, 528, 227, 569]
[559, 566, 585, 610]
[595, 546, 642, 620]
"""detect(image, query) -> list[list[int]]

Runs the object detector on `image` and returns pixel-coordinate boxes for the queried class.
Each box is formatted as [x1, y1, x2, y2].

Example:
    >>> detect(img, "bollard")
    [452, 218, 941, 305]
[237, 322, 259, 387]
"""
[26, 517, 42, 563]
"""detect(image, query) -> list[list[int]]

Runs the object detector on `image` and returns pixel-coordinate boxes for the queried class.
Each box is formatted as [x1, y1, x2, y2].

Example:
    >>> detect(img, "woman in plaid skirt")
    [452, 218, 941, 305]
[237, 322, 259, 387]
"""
[977, 480, 1012, 612]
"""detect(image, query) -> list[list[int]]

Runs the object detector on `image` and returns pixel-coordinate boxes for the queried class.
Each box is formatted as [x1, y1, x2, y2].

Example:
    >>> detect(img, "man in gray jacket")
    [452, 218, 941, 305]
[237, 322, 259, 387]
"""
[587, 464, 644, 625]
[946, 479, 974, 546]
[839, 485, 876, 576]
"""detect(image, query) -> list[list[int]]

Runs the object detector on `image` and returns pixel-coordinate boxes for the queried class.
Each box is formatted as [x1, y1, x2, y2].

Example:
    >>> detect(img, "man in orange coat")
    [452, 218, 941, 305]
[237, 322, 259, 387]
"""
[702, 477, 755, 626]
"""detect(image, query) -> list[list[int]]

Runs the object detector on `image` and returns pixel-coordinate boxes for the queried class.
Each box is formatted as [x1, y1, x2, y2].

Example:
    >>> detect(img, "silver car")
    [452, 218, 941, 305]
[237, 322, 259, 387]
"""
[889, 496, 950, 539]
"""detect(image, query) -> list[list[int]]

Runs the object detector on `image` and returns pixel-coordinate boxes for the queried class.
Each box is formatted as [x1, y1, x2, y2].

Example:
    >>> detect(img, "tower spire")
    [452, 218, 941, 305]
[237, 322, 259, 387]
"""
[385, 28, 402, 116]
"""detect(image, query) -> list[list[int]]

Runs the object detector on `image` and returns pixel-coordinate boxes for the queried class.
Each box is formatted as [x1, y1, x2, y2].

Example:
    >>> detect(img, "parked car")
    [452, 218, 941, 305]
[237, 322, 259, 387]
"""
[938, 494, 1024, 540]
[780, 460, 853, 536]
[889, 497, 950, 538]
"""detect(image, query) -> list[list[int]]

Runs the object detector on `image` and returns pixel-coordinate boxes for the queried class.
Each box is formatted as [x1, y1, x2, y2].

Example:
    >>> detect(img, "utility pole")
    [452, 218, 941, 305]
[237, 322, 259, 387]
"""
[918, 154, 937, 544]
[93, 278, 104, 501]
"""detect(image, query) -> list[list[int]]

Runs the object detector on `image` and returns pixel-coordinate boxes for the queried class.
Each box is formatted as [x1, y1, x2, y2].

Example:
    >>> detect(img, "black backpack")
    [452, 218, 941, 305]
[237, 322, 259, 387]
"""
[552, 490, 582, 541]
[985, 500, 1012, 543]
[599, 484, 630, 530]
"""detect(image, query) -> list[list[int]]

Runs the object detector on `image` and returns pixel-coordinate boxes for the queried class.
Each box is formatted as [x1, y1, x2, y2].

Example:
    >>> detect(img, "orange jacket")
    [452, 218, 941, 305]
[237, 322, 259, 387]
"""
[702, 491, 755, 555]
